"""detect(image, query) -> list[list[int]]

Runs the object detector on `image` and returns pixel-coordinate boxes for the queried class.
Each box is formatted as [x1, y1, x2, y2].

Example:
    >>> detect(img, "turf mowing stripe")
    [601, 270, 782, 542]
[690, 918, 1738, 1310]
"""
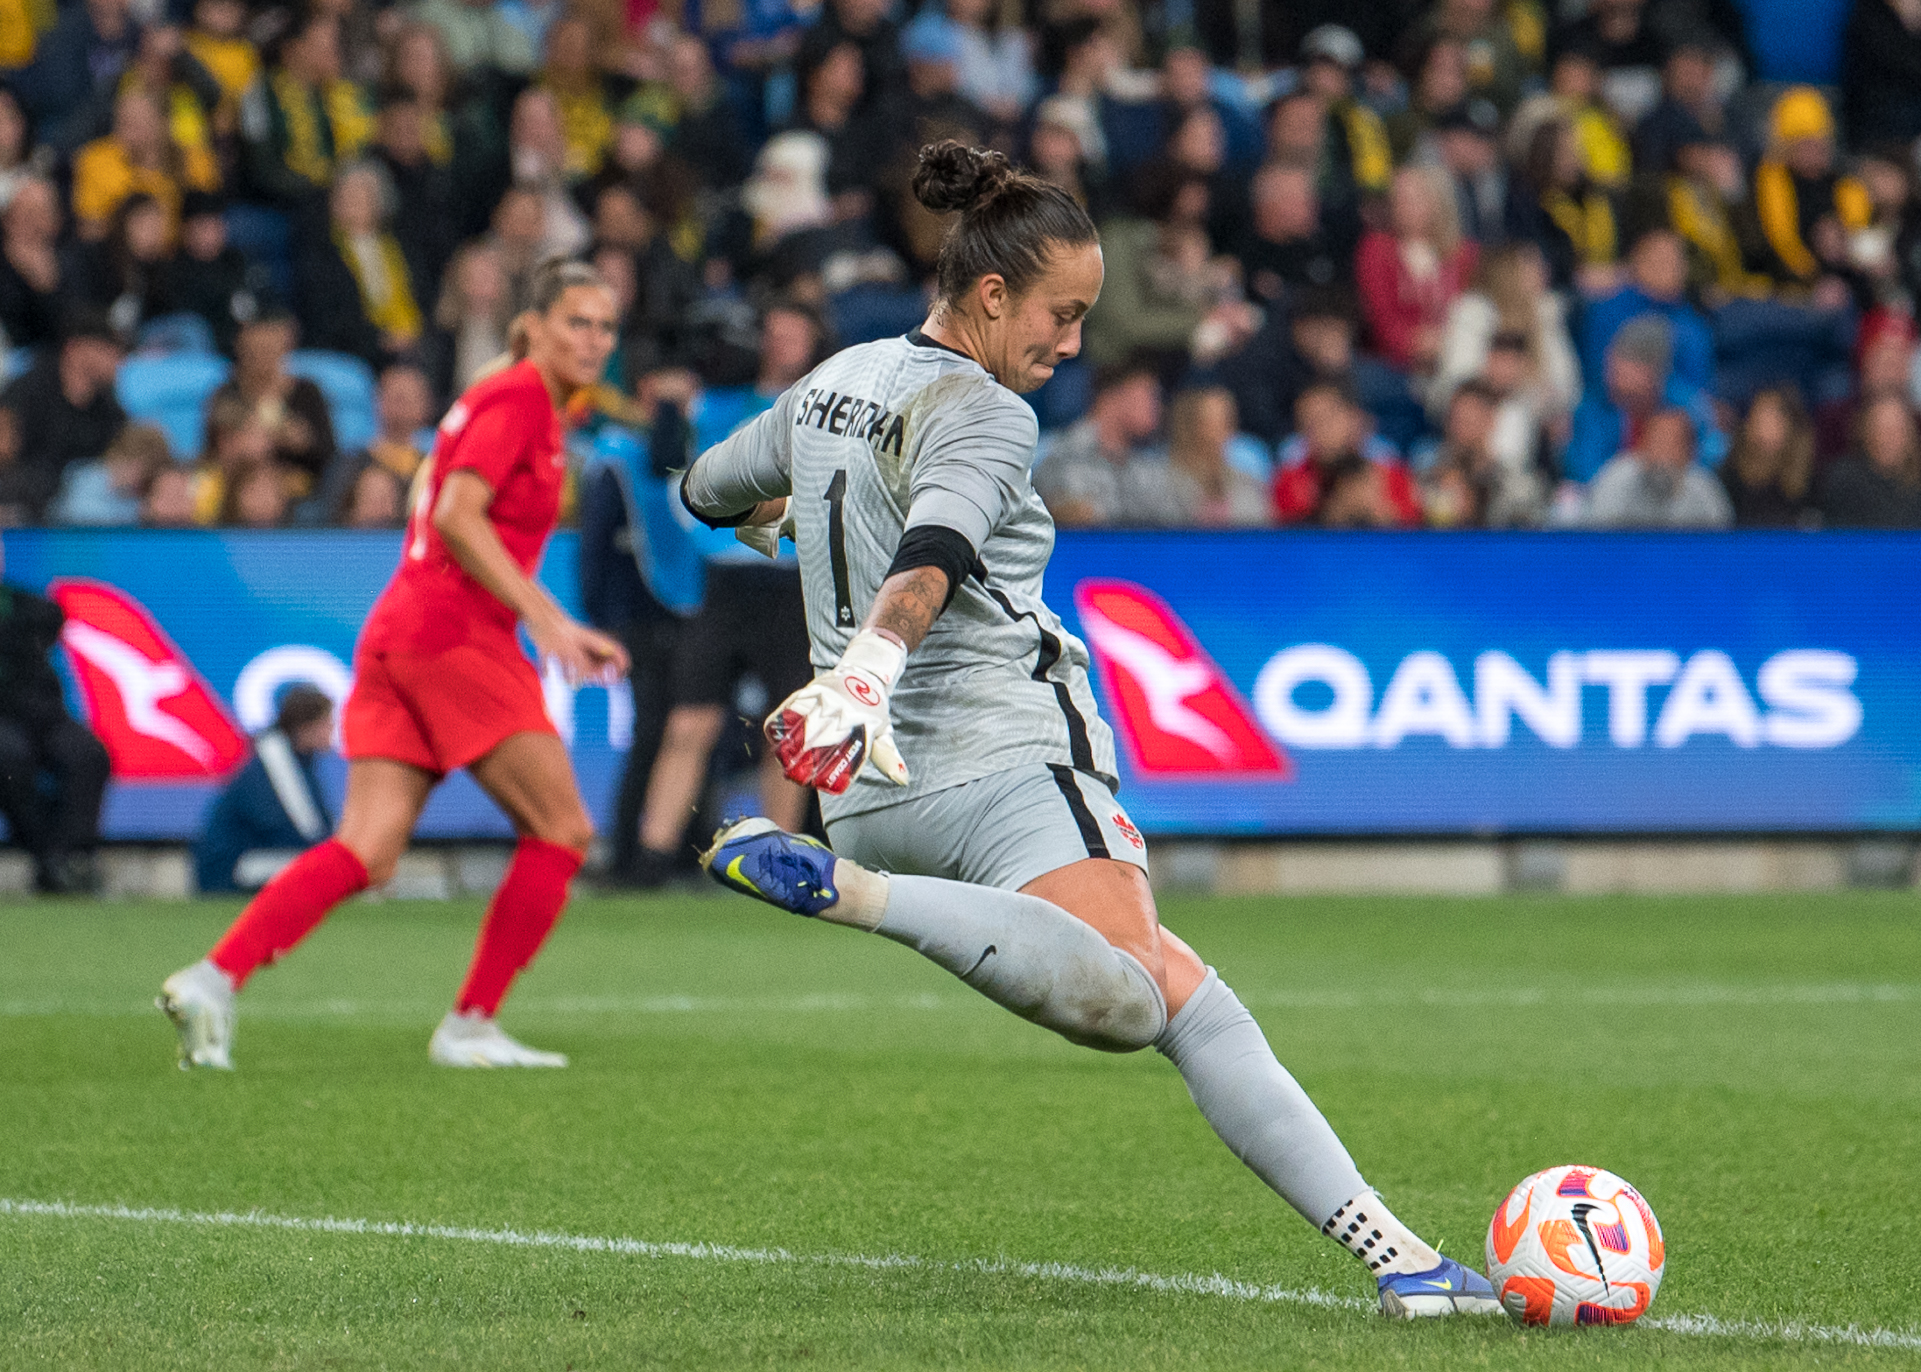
[3, 982, 1916, 1020]
[4, 1197, 1919, 1351]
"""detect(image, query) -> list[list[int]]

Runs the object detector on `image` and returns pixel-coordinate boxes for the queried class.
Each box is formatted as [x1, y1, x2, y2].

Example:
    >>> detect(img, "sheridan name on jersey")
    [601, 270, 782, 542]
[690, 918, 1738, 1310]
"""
[683, 331, 1118, 819]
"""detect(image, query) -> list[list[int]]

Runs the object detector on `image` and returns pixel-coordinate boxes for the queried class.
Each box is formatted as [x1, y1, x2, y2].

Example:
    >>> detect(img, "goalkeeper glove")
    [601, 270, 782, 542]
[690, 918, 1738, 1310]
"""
[765, 629, 910, 794]
[734, 497, 794, 559]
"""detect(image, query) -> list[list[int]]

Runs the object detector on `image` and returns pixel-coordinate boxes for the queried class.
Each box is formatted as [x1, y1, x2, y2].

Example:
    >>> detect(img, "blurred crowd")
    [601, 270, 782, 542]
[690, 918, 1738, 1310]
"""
[0, 0, 1919, 530]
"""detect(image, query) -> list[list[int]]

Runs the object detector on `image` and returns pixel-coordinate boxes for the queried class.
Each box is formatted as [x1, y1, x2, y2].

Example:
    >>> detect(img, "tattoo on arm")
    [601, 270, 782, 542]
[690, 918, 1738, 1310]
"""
[864, 567, 951, 653]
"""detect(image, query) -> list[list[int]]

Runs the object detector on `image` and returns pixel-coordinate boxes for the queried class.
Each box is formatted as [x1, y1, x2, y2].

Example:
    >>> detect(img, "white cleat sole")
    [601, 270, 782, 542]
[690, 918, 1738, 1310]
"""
[1380, 1289, 1506, 1320]
[156, 993, 234, 1071]
[428, 1047, 569, 1069]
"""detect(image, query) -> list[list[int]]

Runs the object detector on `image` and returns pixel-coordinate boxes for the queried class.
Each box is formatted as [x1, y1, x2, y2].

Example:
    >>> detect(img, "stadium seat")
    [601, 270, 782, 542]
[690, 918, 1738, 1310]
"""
[134, 313, 217, 356]
[288, 350, 379, 453]
[223, 204, 295, 303]
[116, 353, 234, 459]
[828, 287, 929, 347]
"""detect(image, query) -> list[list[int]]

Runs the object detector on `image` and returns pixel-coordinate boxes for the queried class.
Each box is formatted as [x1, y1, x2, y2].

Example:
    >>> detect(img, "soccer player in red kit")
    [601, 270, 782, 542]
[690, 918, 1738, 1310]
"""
[160, 259, 630, 1069]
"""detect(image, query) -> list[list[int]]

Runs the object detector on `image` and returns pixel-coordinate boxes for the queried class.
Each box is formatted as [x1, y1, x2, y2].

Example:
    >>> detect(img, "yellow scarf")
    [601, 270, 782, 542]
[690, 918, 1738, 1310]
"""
[548, 83, 613, 178]
[336, 230, 423, 341]
[274, 72, 372, 186]
[184, 31, 259, 106]
[1667, 177, 1770, 298]
[1335, 99, 1392, 195]
[1542, 187, 1616, 266]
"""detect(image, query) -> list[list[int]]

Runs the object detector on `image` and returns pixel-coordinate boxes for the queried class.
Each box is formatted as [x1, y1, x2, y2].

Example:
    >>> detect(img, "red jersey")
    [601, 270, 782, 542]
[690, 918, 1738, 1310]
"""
[362, 361, 565, 654]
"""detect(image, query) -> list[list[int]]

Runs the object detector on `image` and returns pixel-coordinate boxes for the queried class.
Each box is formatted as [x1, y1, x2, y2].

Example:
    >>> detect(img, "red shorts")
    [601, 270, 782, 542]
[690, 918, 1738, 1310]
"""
[341, 638, 556, 776]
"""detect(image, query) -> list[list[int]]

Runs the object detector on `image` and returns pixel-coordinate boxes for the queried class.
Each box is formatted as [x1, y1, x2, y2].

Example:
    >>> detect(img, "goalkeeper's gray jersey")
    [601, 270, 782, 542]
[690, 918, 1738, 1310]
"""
[681, 331, 1117, 820]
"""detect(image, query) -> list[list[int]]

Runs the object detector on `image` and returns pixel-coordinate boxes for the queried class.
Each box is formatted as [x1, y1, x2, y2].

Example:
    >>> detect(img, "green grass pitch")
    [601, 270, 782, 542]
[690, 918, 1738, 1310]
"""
[1, 886, 1917, 1369]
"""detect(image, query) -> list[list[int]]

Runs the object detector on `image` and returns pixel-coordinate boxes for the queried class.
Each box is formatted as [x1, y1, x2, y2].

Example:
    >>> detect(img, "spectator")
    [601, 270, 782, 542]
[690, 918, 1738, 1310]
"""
[313, 360, 433, 519]
[221, 459, 291, 527]
[644, 33, 752, 191]
[1295, 25, 1393, 202]
[183, 0, 260, 138]
[139, 462, 198, 526]
[209, 311, 337, 490]
[0, 89, 33, 209]
[1552, 0, 1664, 99]
[1030, 98, 1112, 223]
[804, 0, 907, 112]
[0, 410, 27, 525]
[192, 683, 335, 894]
[1657, 134, 1774, 300]
[193, 391, 276, 522]
[1085, 169, 1252, 372]
[336, 460, 406, 527]
[1581, 406, 1734, 527]
[12, 0, 139, 141]
[1426, 99, 1507, 246]
[536, 14, 613, 180]
[1273, 379, 1421, 526]
[425, 238, 512, 398]
[1386, 36, 1471, 161]
[1431, 241, 1579, 428]
[0, 566, 110, 893]
[1032, 362, 1177, 527]
[74, 193, 175, 342]
[1545, 46, 1630, 189]
[505, 87, 591, 255]
[0, 309, 127, 521]
[1505, 115, 1620, 289]
[932, 0, 1034, 127]
[1417, 381, 1503, 527]
[1632, 35, 1726, 177]
[71, 84, 219, 243]
[1818, 392, 1921, 525]
[1316, 453, 1405, 528]
[1355, 164, 1479, 375]
[0, 176, 75, 351]
[1236, 162, 1355, 305]
[1166, 387, 1269, 527]
[298, 162, 424, 366]
[1580, 227, 1715, 391]
[241, 13, 372, 215]
[408, 0, 538, 78]
[164, 190, 269, 356]
[50, 421, 171, 526]
[1401, 0, 1540, 117]
[791, 37, 887, 224]
[1841, 0, 1921, 147]
[1753, 87, 1869, 291]
[1721, 386, 1817, 526]
[370, 88, 458, 297]
[1563, 312, 1725, 481]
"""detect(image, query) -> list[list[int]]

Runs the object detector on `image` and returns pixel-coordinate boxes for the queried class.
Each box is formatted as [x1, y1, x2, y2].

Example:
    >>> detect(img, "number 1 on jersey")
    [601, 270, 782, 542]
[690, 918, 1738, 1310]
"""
[825, 469, 855, 628]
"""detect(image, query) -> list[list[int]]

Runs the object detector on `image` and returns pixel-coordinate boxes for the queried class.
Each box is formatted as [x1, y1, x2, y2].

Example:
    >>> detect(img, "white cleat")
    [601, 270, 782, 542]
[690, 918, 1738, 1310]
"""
[428, 1011, 568, 1068]
[157, 959, 237, 1070]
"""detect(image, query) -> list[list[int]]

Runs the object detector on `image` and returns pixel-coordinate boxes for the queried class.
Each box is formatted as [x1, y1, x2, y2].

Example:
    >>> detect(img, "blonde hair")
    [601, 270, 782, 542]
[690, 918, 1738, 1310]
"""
[1398, 163, 1463, 259]
[1731, 387, 1815, 501]
[1167, 386, 1235, 472]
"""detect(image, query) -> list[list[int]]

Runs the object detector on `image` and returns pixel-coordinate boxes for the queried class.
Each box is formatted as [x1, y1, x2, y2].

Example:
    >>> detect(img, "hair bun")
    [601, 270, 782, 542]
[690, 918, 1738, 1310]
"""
[912, 140, 1013, 214]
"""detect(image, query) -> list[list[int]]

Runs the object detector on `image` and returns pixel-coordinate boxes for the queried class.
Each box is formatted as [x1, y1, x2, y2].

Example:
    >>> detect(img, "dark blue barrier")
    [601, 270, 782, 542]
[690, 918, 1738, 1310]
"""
[6, 529, 1919, 839]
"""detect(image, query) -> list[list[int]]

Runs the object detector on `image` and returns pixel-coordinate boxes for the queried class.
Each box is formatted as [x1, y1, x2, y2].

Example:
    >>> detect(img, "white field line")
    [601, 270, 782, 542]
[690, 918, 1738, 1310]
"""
[3, 1198, 1918, 1352]
[3, 983, 1917, 1021]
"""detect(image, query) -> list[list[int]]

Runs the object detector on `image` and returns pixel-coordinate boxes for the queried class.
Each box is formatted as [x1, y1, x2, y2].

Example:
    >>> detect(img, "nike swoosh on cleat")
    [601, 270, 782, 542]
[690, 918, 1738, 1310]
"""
[723, 856, 766, 898]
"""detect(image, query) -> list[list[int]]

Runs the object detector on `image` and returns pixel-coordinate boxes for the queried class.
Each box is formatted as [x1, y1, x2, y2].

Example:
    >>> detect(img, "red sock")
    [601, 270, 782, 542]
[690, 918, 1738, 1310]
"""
[454, 837, 583, 1016]
[209, 839, 370, 988]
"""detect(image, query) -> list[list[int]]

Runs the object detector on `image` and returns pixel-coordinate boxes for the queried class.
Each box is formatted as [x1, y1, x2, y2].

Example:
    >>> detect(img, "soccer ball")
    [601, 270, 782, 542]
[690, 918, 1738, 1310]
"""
[1485, 1165, 1665, 1327]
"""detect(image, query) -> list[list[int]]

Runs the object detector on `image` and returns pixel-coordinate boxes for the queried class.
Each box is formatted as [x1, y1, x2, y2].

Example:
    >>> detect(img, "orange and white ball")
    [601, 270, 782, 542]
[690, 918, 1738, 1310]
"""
[1485, 1165, 1666, 1327]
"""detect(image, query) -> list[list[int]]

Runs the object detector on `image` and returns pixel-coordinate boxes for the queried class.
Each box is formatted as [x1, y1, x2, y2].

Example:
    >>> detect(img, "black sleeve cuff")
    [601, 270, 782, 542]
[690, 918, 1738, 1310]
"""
[678, 469, 753, 529]
[884, 524, 985, 610]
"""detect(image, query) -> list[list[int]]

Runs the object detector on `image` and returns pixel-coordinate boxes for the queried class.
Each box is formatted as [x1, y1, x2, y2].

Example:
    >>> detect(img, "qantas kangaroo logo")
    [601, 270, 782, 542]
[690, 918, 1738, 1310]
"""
[50, 579, 249, 781]
[1073, 579, 1292, 778]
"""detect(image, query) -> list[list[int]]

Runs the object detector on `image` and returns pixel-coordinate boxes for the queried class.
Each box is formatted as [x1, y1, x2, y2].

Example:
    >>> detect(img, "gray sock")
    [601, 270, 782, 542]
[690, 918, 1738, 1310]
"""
[872, 874, 1167, 1052]
[1155, 969, 1367, 1227]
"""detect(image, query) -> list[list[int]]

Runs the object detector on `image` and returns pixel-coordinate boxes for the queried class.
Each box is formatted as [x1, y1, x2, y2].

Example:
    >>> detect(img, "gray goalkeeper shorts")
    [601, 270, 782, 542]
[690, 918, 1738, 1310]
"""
[823, 763, 1150, 892]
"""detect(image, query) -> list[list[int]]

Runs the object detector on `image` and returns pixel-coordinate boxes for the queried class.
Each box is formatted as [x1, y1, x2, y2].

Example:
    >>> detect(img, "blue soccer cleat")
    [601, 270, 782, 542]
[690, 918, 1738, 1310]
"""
[700, 817, 842, 916]
[1377, 1256, 1505, 1319]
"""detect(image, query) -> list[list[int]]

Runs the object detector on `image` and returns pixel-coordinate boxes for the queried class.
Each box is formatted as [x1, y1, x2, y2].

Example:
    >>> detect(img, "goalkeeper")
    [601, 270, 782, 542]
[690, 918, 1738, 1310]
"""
[680, 140, 1501, 1319]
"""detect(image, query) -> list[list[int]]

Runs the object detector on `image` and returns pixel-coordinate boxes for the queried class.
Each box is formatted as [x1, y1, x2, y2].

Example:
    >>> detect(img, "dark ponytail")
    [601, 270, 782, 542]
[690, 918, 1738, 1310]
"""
[913, 139, 1097, 305]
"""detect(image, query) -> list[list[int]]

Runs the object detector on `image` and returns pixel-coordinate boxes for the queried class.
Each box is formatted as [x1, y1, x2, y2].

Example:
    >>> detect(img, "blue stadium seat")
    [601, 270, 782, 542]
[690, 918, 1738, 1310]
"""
[224, 204, 295, 303]
[288, 350, 379, 453]
[828, 287, 929, 347]
[116, 353, 234, 459]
